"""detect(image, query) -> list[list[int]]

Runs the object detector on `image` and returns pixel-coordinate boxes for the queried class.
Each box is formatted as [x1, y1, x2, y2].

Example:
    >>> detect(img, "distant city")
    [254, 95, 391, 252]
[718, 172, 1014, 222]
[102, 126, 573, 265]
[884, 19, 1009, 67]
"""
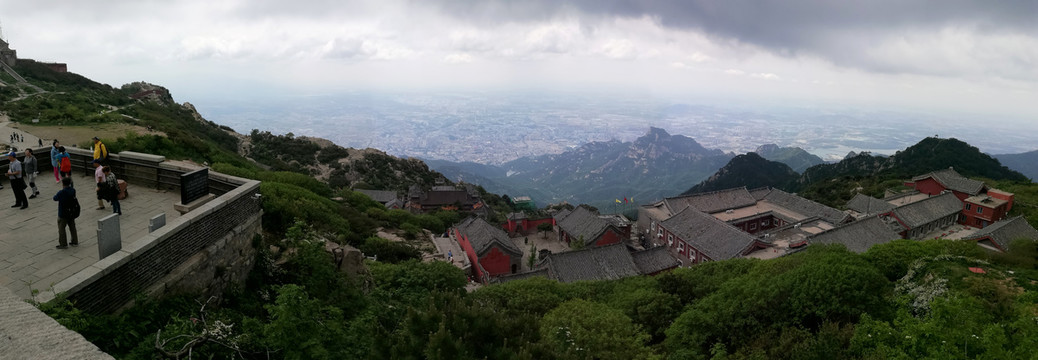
[194, 92, 1038, 164]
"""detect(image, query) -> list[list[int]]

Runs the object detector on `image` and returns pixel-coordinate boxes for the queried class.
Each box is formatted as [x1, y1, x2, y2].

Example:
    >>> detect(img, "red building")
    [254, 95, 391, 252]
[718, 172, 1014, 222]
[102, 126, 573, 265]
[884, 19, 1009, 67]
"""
[554, 206, 623, 247]
[454, 217, 523, 282]
[962, 194, 1010, 228]
[904, 167, 986, 201]
[503, 211, 554, 236]
[904, 167, 1015, 229]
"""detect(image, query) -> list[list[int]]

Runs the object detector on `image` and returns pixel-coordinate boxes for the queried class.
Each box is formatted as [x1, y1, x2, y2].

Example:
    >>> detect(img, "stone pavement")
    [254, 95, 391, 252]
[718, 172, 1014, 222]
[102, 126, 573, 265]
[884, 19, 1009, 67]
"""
[0, 117, 44, 151]
[0, 285, 113, 359]
[0, 172, 181, 300]
[511, 230, 571, 272]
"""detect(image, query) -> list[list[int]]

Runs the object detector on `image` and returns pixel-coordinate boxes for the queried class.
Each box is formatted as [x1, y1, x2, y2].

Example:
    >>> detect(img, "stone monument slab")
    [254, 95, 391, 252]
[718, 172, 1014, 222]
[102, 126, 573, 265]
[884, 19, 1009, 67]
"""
[180, 168, 209, 204]
[149, 213, 166, 233]
[97, 214, 122, 259]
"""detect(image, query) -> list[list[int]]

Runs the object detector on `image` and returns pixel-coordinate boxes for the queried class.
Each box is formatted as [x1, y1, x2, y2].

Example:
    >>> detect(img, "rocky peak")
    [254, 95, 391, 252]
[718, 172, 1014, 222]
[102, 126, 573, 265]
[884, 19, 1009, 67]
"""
[754, 144, 781, 155]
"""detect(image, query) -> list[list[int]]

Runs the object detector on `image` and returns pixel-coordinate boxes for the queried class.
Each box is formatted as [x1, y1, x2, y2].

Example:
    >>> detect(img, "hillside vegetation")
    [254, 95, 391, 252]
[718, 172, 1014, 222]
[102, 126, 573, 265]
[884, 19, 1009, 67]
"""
[684, 152, 799, 194]
[797, 137, 1026, 208]
[10, 65, 1038, 359]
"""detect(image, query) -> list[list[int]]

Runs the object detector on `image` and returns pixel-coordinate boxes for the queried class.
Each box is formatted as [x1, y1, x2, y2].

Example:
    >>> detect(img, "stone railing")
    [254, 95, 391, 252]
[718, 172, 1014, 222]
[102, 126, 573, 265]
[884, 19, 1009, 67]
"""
[36, 149, 263, 314]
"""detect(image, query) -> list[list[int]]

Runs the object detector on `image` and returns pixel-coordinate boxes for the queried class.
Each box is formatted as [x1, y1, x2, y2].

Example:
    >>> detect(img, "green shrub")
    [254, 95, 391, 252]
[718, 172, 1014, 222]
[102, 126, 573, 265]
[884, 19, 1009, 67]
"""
[259, 182, 350, 236]
[258, 171, 333, 197]
[358, 236, 421, 263]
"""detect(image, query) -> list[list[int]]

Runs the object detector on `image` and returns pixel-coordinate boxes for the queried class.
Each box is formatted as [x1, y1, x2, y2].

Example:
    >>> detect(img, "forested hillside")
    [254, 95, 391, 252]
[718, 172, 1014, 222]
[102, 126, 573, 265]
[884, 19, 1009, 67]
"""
[797, 137, 1028, 207]
[684, 152, 799, 194]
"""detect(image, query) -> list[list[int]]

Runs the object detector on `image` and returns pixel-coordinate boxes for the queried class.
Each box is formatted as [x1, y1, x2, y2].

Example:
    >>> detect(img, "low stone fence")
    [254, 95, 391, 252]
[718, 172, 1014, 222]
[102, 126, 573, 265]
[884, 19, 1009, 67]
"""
[35, 149, 263, 314]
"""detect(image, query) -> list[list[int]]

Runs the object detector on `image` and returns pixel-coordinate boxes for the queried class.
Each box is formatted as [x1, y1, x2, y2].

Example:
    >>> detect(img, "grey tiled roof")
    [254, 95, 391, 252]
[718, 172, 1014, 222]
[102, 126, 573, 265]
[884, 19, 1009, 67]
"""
[665, 187, 758, 214]
[631, 246, 681, 274]
[507, 211, 528, 221]
[556, 206, 614, 246]
[423, 189, 477, 206]
[846, 193, 895, 215]
[966, 216, 1038, 250]
[457, 217, 523, 257]
[355, 189, 398, 203]
[661, 207, 758, 261]
[749, 186, 773, 201]
[384, 199, 404, 209]
[540, 244, 641, 283]
[912, 168, 986, 195]
[764, 189, 852, 224]
[553, 208, 572, 223]
[890, 192, 962, 229]
[808, 216, 902, 253]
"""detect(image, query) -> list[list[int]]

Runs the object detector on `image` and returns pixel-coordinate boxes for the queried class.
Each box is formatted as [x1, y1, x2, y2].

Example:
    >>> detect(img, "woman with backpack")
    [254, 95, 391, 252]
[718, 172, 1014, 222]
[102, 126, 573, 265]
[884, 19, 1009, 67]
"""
[55, 146, 73, 186]
[50, 140, 62, 182]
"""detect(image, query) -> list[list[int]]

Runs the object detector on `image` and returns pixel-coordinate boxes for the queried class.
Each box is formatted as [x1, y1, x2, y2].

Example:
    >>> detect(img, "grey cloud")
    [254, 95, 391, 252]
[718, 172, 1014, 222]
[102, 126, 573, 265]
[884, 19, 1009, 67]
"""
[429, 0, 1038, 78]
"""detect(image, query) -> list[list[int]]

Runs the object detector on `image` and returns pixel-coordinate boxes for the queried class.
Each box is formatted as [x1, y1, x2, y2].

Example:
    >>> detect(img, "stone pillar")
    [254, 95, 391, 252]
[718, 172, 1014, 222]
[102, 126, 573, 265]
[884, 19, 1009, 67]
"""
[97, 214, 122, 259]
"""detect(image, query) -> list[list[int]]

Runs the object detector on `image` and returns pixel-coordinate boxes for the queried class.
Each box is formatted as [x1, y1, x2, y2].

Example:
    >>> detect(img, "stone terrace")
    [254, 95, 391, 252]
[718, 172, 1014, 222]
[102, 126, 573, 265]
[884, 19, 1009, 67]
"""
[0, 172, 181, 300]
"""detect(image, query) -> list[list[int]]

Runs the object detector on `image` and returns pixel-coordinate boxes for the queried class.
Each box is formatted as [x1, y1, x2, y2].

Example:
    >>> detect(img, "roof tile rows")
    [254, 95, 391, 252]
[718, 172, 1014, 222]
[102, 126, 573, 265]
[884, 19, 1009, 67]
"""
[661, 207, 758, 261]
[631, 246, 682, 274]
[665, 187, 758, 214]
[846, 193, 895, 215]
[541, 244, 641, 283]
[966, 216, 1038, 250]
[808, 216, 902, 253]
[556, 206, 615, 246]
[912, 167, 986, 195]
[889, 192, 962, 229]
[763, 189, 851, 224]
[457, 217, 523, 257]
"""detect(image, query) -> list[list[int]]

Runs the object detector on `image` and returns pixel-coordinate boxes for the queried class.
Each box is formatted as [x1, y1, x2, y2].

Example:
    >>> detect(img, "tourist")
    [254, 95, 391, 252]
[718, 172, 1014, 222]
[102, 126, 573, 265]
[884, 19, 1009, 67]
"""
[93, 159, 105, 210]
[37, 138, 42, 147]
[100, 166, 121, 215]
[50, 140, 62, 182]
[23, 148, 39, 198]
[92, 136, 108, 164]
[5, 151, 27, 209]
[56, 146, 73, 186]
[53, 177, 78, 249]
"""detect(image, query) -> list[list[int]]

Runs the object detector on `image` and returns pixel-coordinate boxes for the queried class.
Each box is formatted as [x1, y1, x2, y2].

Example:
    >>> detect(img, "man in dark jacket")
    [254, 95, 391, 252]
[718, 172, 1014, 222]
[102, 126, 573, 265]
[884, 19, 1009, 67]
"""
[6, 151, 27, 209]
[53, 177, 79, 249]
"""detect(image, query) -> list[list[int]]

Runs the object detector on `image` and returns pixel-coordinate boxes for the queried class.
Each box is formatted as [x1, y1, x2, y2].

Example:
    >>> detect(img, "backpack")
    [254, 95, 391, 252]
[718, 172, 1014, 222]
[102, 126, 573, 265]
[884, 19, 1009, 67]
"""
[60, 156, 71, 172]
[64, 195, 81, 219]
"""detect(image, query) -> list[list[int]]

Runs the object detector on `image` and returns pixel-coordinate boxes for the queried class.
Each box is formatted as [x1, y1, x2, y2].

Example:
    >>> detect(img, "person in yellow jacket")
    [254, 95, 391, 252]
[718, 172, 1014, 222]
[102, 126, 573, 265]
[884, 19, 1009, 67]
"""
[92, 136, 109, 164]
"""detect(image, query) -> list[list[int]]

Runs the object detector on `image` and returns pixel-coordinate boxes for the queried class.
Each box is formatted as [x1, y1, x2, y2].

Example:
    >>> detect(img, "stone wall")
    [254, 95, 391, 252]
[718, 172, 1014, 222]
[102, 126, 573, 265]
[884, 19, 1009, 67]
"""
[40, 174, 262, 314]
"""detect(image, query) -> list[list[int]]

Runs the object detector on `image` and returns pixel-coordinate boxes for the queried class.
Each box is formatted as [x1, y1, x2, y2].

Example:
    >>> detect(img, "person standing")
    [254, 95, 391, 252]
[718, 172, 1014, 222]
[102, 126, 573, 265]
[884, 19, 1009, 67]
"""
[56, 146, 72, 186]
[23, 148, 39, 198]
[100, 166, 121, 215]
[93, 159, 105, 210]
[50, 140, 62, 182]
[92, 136, 108, 164]
[53, 177, 78, 249]
[6, 151, 27, 209]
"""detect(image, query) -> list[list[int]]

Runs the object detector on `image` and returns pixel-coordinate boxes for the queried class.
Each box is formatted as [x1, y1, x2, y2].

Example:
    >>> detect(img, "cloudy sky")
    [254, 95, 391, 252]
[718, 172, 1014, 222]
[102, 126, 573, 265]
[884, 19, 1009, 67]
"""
[3, 0, 1038, 119]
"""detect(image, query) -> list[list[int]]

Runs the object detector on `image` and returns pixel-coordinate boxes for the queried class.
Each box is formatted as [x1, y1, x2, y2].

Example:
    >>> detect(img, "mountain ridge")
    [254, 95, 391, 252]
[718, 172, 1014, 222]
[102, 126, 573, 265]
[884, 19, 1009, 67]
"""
[429, 127, 734, 208]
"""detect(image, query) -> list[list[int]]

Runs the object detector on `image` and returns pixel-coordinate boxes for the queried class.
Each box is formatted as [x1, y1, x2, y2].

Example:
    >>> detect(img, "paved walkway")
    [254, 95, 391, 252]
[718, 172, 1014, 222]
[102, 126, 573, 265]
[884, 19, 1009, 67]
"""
[0, 172, 181, 300]
[0, 117, 44, 151]
[511, 230, 571, 272]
